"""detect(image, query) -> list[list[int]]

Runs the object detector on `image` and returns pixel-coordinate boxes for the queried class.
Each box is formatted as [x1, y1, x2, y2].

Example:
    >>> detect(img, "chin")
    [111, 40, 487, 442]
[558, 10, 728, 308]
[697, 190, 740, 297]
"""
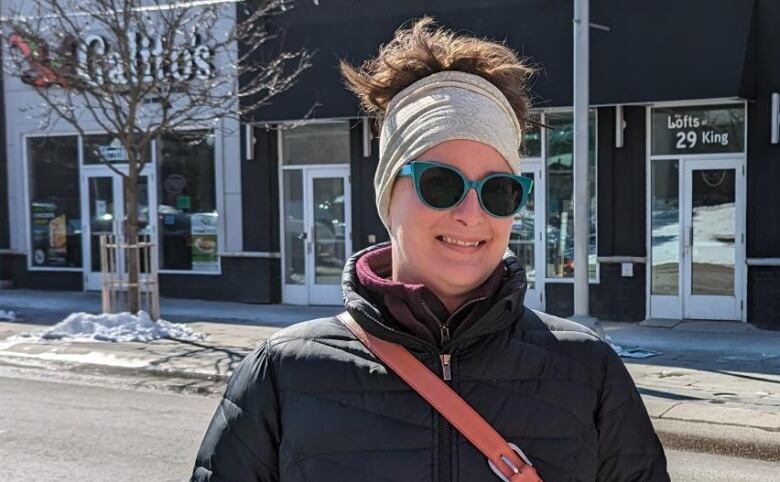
[432, 269, 487, 293]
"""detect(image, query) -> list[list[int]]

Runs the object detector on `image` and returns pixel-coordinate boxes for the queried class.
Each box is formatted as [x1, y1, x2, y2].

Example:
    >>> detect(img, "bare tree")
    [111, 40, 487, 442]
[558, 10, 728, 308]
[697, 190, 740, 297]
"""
[2, 0, 314, 313]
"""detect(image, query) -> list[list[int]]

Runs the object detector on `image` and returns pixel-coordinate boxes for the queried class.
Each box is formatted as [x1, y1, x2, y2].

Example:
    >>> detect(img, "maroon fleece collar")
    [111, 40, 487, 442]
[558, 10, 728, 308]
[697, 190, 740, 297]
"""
[356, 245, 504, 346]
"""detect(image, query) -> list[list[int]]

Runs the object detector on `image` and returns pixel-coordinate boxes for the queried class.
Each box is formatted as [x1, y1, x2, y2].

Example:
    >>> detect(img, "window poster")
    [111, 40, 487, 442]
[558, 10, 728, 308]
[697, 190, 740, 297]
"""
[190, 212, 218, 272]
[31, 202, 68, 266]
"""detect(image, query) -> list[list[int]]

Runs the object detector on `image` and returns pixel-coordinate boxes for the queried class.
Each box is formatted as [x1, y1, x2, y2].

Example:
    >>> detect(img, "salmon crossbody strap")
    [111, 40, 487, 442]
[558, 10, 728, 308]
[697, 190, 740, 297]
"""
[336, 312, 543, 482]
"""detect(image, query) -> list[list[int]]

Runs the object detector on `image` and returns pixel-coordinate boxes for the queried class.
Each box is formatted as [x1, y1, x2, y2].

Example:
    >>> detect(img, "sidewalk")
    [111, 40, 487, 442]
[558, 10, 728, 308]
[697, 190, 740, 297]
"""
[1, 289, 778, 461]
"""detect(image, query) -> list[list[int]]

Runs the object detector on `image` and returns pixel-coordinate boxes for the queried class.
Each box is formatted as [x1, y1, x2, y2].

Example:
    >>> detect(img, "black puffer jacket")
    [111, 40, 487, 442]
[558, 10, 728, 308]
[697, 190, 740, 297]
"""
[192, 245, 669, 481]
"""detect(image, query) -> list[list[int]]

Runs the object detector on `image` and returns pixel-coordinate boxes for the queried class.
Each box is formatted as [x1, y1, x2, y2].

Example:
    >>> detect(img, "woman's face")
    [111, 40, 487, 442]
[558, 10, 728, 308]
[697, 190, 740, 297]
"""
[388, 139, 514, 302]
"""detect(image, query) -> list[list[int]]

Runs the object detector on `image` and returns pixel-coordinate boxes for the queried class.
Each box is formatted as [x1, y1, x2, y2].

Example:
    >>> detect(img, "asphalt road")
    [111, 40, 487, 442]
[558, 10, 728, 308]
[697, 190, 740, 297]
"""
[1, 367, 778, 482]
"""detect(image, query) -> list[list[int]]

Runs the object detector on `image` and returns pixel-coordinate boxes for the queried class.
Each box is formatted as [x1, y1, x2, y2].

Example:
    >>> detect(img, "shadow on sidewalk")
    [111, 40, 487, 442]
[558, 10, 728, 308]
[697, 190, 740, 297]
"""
[637, 387, 706, 401]
[625, 354, 780, 378]
[149, 337, 251, 379]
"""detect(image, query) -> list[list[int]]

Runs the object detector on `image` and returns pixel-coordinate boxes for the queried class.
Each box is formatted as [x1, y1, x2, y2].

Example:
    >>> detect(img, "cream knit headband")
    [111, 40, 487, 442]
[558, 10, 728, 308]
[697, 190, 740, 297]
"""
[375, 70, 524, 232]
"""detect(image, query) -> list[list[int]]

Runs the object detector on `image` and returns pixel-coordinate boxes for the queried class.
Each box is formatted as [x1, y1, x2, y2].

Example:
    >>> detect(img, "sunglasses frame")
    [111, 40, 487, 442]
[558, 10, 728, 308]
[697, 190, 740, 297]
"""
[398, 160, 534, 218]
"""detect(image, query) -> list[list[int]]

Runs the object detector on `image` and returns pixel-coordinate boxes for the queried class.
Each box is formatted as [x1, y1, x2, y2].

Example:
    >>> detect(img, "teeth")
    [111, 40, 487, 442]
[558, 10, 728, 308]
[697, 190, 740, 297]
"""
[440, 235, 481, 247]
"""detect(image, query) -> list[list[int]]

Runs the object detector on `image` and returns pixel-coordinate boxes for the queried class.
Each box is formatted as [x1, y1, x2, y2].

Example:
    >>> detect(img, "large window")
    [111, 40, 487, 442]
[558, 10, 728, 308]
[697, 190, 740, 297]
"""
[282, 122, 350, 165]
[522, 120, 542, 158]
[545, 112, 597, 279]
[157, 131, 218, 272]
[27, 136, 82, 268]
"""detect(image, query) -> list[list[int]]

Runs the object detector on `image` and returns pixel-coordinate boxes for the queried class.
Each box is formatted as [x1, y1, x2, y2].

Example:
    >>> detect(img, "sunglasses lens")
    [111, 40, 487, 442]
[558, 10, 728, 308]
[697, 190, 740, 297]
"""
[419, 166, 464, 208]
[482, 176, 524, 216]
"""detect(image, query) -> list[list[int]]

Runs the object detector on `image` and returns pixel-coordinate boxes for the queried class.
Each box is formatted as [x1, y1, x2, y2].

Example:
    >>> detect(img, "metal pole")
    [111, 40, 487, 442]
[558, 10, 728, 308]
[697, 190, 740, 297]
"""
[573, 0, 591, 319]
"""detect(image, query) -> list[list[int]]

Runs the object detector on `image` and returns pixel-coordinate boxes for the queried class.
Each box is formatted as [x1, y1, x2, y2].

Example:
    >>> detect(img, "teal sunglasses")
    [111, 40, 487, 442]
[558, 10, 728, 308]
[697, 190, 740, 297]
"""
[398, 160, 534, 218]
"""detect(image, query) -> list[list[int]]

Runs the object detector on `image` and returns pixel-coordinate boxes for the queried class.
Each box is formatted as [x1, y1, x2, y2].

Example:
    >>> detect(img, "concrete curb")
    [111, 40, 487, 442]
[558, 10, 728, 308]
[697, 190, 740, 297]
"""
[653, 418, 780, 461]
[0, 351, 230, 384]
[2, 349, 779, 462]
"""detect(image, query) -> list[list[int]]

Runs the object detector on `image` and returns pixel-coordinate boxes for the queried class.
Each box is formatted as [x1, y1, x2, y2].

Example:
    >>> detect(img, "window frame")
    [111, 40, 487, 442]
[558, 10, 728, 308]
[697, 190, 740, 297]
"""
[156, 127, 223, 276]
[23, 132, 83, 272]
[22, 126, 224, 276]
[538, 109, 600, 284]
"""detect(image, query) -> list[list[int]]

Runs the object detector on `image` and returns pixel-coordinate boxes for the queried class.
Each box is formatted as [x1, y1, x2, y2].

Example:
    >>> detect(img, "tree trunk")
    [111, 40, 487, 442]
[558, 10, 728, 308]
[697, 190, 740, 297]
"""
[124, 167, 140, 315]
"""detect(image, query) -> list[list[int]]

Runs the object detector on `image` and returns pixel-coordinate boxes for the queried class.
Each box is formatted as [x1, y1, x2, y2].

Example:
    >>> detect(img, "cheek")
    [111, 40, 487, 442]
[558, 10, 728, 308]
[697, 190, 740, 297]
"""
[388, 182, 440, 237]
[491, 218, 514, 244]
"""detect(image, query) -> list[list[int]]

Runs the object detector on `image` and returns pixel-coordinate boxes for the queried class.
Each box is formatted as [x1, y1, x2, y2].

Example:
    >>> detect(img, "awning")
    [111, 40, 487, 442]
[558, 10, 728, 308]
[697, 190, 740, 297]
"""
[249, 0, 756, 122]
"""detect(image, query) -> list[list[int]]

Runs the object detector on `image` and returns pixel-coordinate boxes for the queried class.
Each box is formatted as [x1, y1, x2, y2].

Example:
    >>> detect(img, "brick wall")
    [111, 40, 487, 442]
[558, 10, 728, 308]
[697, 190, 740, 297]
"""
[160, 256, 280, 304]
[747, 266, 780, 330]
[544, 262, 646, 321]
[591, 263, 646, 321]
[3, 254, 82, 290]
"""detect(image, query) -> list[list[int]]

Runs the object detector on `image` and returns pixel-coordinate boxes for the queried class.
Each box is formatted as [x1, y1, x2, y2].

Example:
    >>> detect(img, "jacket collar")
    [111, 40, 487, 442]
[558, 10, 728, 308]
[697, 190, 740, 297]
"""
[355, 245, 505, 346]
[342, 242, 528, 354]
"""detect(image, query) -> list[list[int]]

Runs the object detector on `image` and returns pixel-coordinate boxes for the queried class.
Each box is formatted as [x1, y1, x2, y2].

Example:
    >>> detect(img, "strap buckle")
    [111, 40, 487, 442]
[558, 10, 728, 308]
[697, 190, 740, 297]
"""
[488, 443, 533, 482]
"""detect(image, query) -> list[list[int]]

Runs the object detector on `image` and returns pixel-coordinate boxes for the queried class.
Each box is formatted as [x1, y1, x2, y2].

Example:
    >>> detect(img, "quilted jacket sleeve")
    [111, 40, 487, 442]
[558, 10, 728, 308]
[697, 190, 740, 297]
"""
[191, 340, 280, 482]
[595, 346, 670, 481]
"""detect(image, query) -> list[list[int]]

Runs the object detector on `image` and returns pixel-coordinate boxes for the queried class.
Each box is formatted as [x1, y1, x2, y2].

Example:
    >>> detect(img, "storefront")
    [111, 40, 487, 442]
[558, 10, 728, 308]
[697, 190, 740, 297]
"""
[13, 128, 234, 290]
[236, 0, 779, 330]
[0, 2, 268, 304]
[3, 0, 779, 329]
[647, 103, 747, 321]
[278, 122, 353, 305]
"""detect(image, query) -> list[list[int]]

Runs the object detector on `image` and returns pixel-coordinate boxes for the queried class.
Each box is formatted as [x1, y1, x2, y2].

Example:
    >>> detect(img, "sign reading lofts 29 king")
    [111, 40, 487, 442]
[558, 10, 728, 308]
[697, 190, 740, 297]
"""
[651, 105, 745, 155]
[77, 31, 214, 87]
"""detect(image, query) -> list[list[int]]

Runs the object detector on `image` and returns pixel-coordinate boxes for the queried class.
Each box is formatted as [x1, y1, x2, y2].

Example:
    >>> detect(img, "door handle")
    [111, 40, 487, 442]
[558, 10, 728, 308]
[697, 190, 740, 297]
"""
[683, 225, 693, 257]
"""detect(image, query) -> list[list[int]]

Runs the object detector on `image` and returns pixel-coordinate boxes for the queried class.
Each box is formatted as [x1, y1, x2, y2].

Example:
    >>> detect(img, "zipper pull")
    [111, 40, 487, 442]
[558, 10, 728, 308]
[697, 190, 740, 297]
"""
[440, 354, 452, 381]
[439, 324, 450, 345]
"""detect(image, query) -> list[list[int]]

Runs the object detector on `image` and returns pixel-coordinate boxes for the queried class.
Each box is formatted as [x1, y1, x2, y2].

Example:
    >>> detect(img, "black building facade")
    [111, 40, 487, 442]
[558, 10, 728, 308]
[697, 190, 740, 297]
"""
[4, 0, 779, 330]
[239, 0, 779, 330]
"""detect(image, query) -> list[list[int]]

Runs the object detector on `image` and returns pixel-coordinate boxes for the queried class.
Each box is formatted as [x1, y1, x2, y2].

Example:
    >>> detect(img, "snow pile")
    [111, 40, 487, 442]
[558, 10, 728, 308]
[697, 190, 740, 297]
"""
[0, 309, 16, 321]
[606, 335, 662, 359]
[20, 311, 205, 343]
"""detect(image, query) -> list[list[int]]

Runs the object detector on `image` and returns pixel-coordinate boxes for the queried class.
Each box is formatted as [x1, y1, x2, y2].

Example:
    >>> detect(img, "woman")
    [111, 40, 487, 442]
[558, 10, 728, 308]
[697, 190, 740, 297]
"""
[191, 18, 669, 482]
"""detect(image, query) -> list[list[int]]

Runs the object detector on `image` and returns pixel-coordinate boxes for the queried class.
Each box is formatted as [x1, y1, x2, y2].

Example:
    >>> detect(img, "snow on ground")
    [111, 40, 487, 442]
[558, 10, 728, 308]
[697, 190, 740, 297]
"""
[0, 309, 17, 321]
[606, 335, 662, 359]
[651, 203, 736, 267]
[12, 311, 206, 343]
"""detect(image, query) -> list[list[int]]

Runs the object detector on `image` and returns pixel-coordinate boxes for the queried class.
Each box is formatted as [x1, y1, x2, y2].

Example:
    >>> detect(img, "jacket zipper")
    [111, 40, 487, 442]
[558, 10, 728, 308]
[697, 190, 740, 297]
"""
[423, 295, 488, 348]
[349, 303, 503, 482]
[439, 350, 453, 482]
[423, 296, 488, 482]
[439, 354, 452, 381]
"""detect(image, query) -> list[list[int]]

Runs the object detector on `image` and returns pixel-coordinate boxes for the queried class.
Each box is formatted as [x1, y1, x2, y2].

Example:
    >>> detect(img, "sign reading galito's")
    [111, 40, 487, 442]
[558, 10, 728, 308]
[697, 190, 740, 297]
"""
[9, 30, 214, 88]
[78, 31, 214, 87]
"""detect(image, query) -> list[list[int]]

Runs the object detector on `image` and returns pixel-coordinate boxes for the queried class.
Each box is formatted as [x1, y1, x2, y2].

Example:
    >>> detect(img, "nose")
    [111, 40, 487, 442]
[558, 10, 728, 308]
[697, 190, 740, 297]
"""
[451, 187, 485, 226]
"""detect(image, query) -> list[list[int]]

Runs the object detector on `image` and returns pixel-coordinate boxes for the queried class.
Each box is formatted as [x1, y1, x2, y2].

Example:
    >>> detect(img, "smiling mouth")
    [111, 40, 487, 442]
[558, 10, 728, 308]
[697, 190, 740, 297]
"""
[436, 235, 487, 248]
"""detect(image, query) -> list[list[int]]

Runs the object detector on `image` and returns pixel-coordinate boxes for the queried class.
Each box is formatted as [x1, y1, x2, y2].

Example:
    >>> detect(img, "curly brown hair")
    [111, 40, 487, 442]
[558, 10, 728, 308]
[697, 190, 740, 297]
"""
[339, 17, 536, 134]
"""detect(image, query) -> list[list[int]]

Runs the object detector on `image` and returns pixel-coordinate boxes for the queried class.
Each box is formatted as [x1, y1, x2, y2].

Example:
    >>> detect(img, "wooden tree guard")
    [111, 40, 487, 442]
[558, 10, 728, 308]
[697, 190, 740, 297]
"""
[99, 234, 160, 320]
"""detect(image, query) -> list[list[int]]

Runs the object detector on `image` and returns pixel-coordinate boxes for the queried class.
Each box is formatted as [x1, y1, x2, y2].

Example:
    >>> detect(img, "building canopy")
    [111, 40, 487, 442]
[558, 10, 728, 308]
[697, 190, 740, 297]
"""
[249, 0, 755, 122]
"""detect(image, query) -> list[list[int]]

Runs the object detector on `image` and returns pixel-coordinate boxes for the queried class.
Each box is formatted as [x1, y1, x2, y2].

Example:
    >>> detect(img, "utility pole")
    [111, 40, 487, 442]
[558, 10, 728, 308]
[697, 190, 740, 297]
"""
[572, 0, 602, 336]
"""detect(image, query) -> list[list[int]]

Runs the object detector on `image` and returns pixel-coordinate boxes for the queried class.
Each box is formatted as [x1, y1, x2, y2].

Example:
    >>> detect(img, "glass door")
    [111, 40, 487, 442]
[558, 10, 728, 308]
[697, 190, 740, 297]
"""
[282, 167, 352, 305]
[683, 159, 744, 320]
[81, 170, 157, 291]
[307, 169, 351, 305]
[649, 158, 744, 321]
[510, 162, 545, 310]
[84, 175, 119, 290]
[649, 159, 682, 319]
